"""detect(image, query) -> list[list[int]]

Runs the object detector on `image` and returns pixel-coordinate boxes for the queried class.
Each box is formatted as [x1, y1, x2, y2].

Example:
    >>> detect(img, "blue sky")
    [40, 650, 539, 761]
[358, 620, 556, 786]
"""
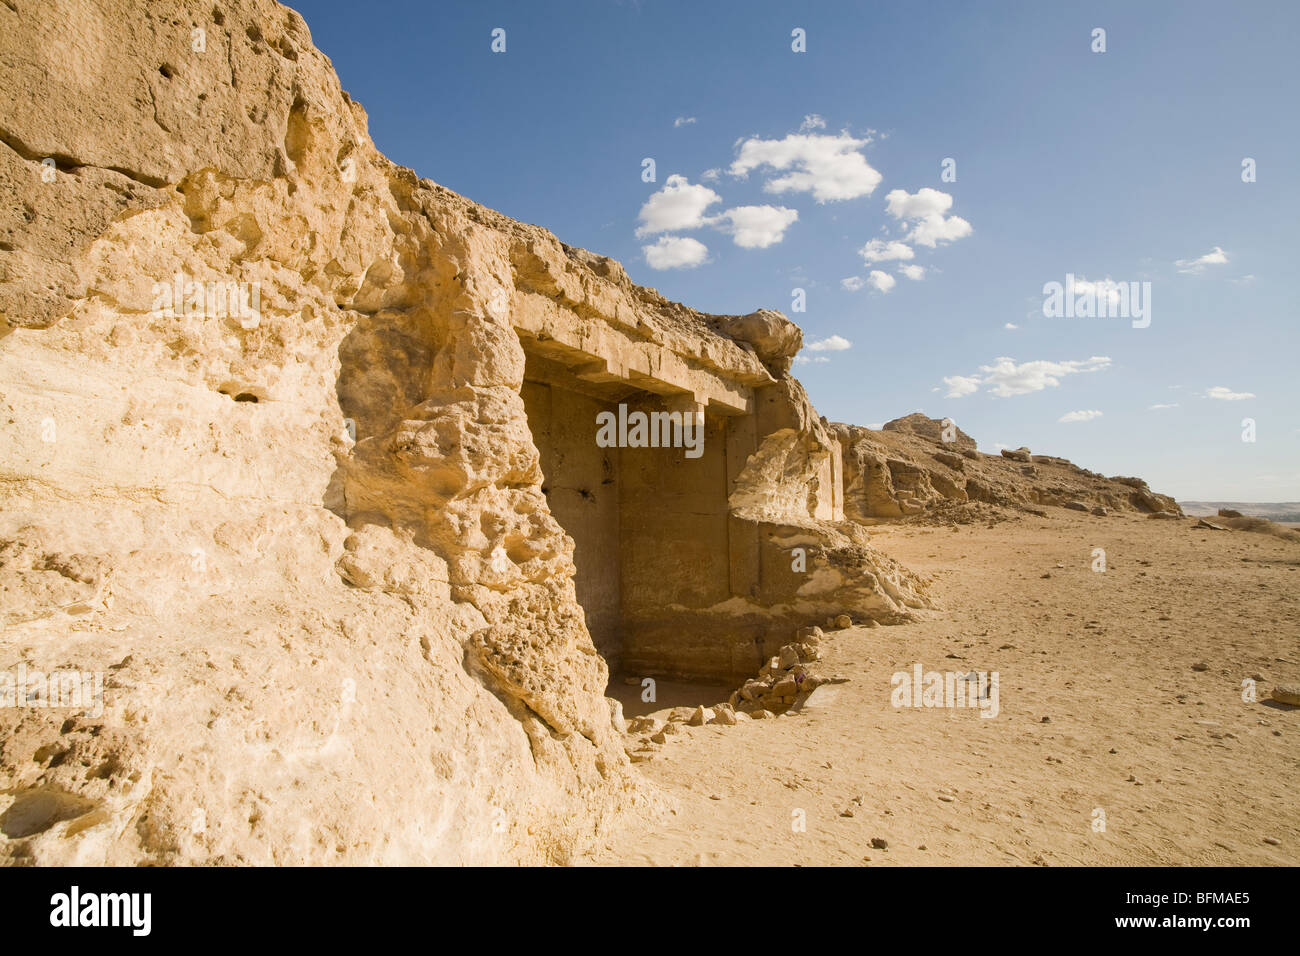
[294, 0, 1298, 500]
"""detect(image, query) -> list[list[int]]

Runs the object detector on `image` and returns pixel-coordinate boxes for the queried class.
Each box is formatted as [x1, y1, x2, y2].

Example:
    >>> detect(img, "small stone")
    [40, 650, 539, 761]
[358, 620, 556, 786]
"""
[687, 705, 712, 726]
[772, 677, 798, 697]
[833, 614, 852, 629]
[840, 808, 854, 818]
[870, 837, 888, 850]
[751, 709, 774, 719]
[709, 794, 722, 801]
[627, 716, 664, 735]
[1271, 683, 1300, 706]
[1191, 661, 1210, 672]
[650, 730, 668, 745]
[778, 645, 800, 669]
[710, 706, 737, 726]
[1264, 836, 1281, 846]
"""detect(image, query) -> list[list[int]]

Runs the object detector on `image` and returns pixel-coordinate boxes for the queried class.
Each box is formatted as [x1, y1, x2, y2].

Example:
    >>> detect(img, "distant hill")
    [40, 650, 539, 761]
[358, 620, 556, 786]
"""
[1181, 502, 1300, 523]
[827, 414, 1182, 521]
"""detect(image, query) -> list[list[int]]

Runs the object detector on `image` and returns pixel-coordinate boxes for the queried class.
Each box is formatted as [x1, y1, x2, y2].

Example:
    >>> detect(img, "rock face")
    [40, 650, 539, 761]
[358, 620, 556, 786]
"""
[0, 0, 928, 863]
[834, 416, 1181, 522]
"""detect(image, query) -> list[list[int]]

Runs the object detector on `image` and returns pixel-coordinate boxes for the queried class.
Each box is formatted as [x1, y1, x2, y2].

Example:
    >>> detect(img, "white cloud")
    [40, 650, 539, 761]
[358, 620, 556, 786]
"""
[707, 204, 798, 248]
[1205, 385, 1255, 401]
[673, 116, 697, 128]
[1058, 409, 1102, 423]
[982, 356, 1111, 397]
[899, 264, 925, 281]
[1004, 322, 1018, 330]
[884, 187, 972, 248]
[943, 375, 981, 398]
[867, 270, 896, 293]
[793, 355, 830, 365]
[1175, 246, 1228, 273]
[840, 276, 865, 292]
[908, 213, 973, 247]
[700, 168, 721, 182]
[1149, 403, 1179, 410]
[729, 131, 881, 202]
[885, 187, 953, 221]
[943, 356, 1112, 398]
[859, 239, 914, 263]
[643, 235, 709, 270]
[635, 175, 721, 237]
[806, 334, 852, 352]
[799, 114, 827, 132]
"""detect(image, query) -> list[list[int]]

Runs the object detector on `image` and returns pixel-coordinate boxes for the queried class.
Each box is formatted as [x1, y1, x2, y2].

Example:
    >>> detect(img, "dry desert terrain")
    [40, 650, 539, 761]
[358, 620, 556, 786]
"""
[591, 511, 1299, 865]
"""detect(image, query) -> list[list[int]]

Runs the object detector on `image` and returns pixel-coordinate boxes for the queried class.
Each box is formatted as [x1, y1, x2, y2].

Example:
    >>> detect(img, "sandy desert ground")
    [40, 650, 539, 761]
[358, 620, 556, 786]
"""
[590, 511, 1299, 865]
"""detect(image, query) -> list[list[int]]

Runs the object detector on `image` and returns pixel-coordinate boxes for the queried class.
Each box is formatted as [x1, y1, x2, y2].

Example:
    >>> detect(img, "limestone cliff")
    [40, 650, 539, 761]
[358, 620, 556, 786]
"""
[0, 0, 927, 863]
